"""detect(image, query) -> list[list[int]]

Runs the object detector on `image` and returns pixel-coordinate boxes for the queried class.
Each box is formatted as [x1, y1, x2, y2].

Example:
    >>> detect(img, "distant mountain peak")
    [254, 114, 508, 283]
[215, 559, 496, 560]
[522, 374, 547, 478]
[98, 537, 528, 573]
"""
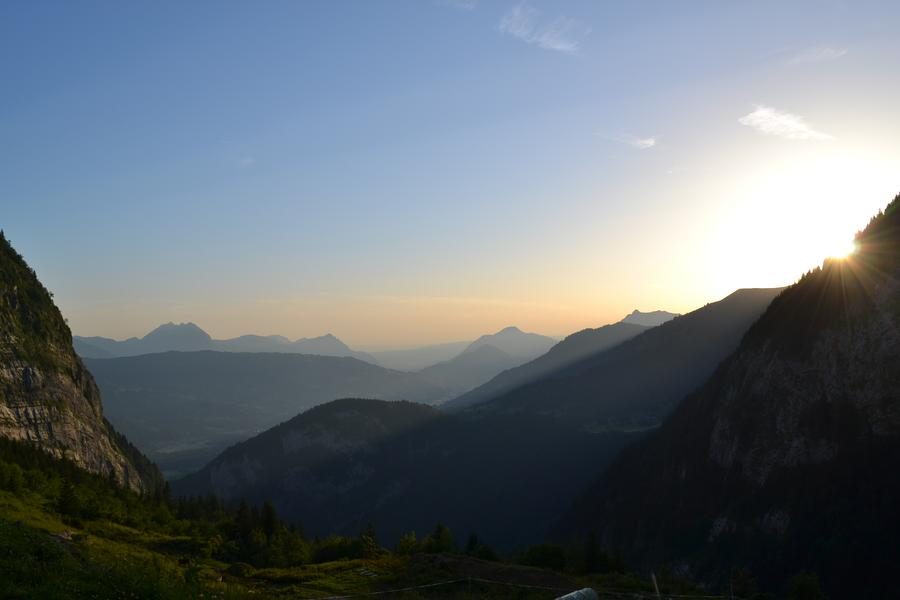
[145, 321, 211, 337]
[462, 327, 555, 361]
[161, 321, 199, 329]
[497, 326, 523, 334]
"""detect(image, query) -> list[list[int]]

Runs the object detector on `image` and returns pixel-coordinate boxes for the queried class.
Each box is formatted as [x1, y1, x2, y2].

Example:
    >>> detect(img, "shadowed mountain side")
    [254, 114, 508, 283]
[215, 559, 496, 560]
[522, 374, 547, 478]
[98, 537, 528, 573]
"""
[469, 288, 784, 431]
[444, 322, 650, 411]
[417, 344, 526, 401]
[74, 326, 377, 364]
[556, 196, 900, 599]
[87, 352, 449, 477]
[174, 397, 639, 553]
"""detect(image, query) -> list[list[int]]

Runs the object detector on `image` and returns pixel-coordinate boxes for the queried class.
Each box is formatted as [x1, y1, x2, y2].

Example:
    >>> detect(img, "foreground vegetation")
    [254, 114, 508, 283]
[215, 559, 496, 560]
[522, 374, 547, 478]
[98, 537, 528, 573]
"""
[0, 438, 820, 599]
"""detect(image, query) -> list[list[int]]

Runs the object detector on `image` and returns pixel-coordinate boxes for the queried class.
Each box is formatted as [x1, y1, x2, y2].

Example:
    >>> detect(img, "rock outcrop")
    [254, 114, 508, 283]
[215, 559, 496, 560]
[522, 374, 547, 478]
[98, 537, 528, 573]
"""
[0, 232, 160, 493]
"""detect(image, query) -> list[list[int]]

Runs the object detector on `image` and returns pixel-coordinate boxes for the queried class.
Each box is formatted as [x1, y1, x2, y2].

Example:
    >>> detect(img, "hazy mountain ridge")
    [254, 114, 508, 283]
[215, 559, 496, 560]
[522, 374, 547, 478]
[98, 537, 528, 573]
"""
[88, 351, 451, 477]
[417, 344, 524, 400]
[367, 341, 471, 372]
[464, 288, 783, 430]
[74, 324, 377, 364]
[558, 196, 900, 598]
[0, 232, 161, 493]
[444, 321, 650, 411]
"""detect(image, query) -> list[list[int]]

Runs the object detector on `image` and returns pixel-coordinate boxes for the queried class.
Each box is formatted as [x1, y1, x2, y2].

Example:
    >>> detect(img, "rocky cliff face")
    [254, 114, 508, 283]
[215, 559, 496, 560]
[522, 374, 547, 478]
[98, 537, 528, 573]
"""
[558, 195, 900, 597]
[0, 232, 159, 493]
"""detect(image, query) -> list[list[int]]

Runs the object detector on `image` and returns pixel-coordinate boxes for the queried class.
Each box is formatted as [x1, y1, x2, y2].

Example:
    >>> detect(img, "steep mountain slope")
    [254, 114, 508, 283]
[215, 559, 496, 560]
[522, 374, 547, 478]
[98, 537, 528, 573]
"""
[621, 309, 679, 327]
[88, 351, 449, 476]
[175, 397, 638, 552]
[444, 322, 649, 411]
[0, 232, 160, 493]
[462, 326, 555, 360]
[75, 326, 376, 363]
[465, 288, 783, 429]
[559, 196, 900, 598]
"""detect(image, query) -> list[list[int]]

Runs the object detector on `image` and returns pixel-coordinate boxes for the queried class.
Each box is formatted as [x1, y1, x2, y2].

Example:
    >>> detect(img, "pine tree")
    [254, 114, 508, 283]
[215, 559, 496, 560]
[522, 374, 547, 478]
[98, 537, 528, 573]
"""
[57, 479, 80, 517]
[235, 500, 253, 550]
[396, 531, 419, 555]
[583, 531, 598, 574]
[262, 501, 278, 543]
[360, 522, 379, 557]
[425, 522, 455, 553]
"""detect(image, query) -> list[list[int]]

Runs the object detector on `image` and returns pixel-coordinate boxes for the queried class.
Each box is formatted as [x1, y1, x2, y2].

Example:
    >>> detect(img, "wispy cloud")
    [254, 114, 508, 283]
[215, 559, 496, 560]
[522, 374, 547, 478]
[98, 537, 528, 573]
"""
[738, 106, 832, 141]
[602, 134, 657, 150]
[237, 156, 256, 168]
[437, 0, 478, 10]
[629, 137, 656, 150]
[787, 46, 848, 65]
[499, 3, 590, 54]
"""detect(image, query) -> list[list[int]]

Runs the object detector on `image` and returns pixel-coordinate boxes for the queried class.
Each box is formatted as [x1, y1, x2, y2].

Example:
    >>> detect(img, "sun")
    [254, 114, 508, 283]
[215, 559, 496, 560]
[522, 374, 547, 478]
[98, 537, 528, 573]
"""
[827, 238, 858, 260]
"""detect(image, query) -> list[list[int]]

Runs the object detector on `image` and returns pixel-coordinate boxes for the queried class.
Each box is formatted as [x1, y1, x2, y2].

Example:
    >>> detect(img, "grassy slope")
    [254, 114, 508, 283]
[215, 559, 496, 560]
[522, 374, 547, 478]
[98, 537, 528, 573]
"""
[0, 486, 706, 599]
[0, 489, 594, 599]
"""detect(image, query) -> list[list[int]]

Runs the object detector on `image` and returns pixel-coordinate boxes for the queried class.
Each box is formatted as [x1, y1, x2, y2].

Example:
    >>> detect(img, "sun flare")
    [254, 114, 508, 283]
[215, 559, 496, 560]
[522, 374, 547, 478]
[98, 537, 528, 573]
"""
[828, 238, 858, 260]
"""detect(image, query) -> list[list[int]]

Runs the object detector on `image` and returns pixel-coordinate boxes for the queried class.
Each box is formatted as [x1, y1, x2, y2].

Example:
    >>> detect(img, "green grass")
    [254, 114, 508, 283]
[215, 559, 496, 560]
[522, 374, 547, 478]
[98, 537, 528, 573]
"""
[0, 490, 253, 599]
[0, 490, 577, 599]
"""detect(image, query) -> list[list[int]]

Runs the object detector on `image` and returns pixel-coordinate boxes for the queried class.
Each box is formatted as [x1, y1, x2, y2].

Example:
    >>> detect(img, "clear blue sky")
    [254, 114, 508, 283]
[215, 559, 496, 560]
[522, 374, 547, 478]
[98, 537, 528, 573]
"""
[3, 1, 899, 346]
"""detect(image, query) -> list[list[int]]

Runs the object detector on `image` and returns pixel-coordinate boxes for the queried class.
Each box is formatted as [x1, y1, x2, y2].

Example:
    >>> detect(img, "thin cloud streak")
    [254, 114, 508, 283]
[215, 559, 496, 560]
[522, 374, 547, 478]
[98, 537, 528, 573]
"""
[499, 3, 590, 54]
[787, 46, 848, 65]
[738, 106, 832, 141]
[601, 134, 657, 150]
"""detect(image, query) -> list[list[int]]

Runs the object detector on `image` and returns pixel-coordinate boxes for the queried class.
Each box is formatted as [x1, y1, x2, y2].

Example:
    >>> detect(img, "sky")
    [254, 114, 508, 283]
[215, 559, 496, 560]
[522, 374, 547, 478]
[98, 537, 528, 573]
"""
[2, 1, 900, 348]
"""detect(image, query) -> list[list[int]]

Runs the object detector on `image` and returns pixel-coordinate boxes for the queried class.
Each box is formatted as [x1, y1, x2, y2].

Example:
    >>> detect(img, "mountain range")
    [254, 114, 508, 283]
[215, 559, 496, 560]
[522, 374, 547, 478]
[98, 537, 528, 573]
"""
[74, 324, 377, 363]
[175, 288, 777, 551]
[447, 290, 780, 422]
[75, 323, 564, 402]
